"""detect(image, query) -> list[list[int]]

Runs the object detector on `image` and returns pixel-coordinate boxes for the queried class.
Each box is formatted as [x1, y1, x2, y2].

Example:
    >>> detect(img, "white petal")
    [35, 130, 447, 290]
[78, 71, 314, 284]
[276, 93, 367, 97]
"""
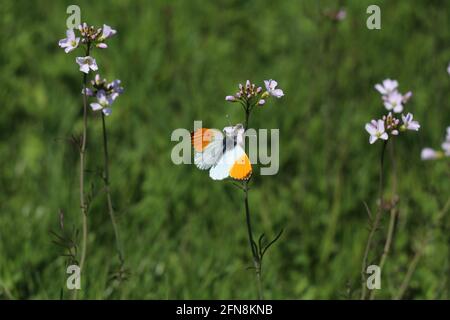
[377, 120, 385, 132]
[393, 104, 403, 113]
[421, 148, 437, 160]
[365, 123, 377, 135]
[76, 57, 85, 65]
[384, 102, 393, 110]
[375, 84, 386, 95]
[380, 133, 389, 140]
[79, 64, 90, 73]
[272, 89, 284, 98]
[90, 103, 102, 111]
[58, 39, 68, 48]
[369, 135, 377, 144]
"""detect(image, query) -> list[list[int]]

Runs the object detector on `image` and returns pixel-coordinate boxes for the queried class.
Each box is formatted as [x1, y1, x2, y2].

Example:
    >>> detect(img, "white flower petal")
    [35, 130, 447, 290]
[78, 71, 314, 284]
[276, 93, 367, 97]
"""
[377, 119, 385, 132]
[421, 148, 437, 160]
[79, 64, 90, 73]
[374, 84, 386, 95]
[365, 123, 377, 135]
[90, 103, 102, 111]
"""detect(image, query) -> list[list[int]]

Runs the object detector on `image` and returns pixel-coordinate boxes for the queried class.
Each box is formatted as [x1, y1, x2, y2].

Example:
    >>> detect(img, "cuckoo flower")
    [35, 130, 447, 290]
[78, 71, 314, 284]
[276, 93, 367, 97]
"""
[376, 79, 412, 114]
[90, 90, 113, 115]
[383, 91, 404, 113]
[225, 80, 263, 105]
[96, 24, 117, 48]
[58, 29, 80, 53]
[421, 148, 440, 160]
[401, 113, 420, 131]
[99, 24, 117, 41]
[225, 79, 284, 107]
[264, 79, 284, 98]
[375, 79, 398, 95]
[366, 79, 419, 144]
[361, 79, 420, 300]
[76, 56, 98, 74]
[87, 74, 124, 116]
[365, 119, 388, 144]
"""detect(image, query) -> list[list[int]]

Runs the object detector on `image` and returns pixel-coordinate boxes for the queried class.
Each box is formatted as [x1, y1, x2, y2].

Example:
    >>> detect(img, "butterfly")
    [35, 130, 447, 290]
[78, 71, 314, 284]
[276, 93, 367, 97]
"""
[191, 124, 252, 180]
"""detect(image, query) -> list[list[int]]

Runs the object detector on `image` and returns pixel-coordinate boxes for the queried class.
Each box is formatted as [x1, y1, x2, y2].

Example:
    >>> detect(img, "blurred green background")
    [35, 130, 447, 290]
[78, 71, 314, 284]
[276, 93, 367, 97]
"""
[0, 0, 449, 299]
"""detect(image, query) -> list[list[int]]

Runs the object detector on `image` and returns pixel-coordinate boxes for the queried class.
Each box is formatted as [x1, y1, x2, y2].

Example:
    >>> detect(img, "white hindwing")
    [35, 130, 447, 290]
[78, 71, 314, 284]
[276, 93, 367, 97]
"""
[209, 145, 246, 180]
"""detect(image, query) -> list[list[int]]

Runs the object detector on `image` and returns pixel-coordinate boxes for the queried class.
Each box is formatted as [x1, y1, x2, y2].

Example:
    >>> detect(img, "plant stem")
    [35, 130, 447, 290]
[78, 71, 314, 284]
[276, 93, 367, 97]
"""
[360, 140, 387, 300]
[74, 45, 91, 300]
[370, 141, 398, 300]
[243, 180, 263, 299]
[101, 113, 124, 266]
[79, 45, 90, 275]
[242, 102, 262, 299]
[370, 208, 397, 300]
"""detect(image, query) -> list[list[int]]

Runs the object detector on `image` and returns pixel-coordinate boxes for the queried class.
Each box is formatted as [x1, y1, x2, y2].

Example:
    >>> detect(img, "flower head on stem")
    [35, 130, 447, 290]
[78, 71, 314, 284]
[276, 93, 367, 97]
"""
[87, 74, 124, 116]
[366, 80, 419, 145]
[223, 79, 284, 299]
[361, 78, 420, 300]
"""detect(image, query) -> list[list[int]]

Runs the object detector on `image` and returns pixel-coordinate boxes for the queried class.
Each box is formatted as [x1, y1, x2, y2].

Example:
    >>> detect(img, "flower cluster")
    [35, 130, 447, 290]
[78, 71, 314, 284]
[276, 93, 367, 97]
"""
[375, 79, 412, 113]
[84, 74, 124, 116]
[366, 79, 419, 144]
[421, 126, 450, 160]
[225, 79, 284, 106]
[58, 23, 117, 74]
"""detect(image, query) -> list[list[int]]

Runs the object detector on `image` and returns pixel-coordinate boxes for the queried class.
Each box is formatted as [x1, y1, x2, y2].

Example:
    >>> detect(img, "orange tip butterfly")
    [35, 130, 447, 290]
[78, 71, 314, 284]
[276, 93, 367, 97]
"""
[191, 124, 252, 180]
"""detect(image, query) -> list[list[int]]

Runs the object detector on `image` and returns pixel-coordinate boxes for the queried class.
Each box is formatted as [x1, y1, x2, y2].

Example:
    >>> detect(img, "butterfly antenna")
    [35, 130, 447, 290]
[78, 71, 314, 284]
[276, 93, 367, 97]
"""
[225, 114, 232, 127]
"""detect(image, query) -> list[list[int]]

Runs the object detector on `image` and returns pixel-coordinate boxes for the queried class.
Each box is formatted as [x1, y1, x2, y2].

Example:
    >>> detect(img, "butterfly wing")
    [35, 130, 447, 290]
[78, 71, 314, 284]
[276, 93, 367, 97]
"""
[191, 128, 224, 170]
[228, 145, 252, 180]
[209, 145, 252, 180]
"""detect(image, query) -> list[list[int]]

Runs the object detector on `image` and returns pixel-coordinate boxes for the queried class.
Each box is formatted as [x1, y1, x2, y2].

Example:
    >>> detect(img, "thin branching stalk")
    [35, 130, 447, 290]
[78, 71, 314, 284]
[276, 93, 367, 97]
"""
[360, 140, 388, 300]
[79, 44, 91, 275]
[74, 44, 91, 300]
[101, 113, 124, 267]
[370, 141, 399, 300]
[242, 102, 263, 299]
[243, 179, 263, 299]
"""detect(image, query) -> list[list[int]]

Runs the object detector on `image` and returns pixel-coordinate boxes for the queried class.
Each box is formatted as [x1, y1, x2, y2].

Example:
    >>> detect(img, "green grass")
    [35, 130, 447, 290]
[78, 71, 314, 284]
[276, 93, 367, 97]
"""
[0, 0, 449, 299]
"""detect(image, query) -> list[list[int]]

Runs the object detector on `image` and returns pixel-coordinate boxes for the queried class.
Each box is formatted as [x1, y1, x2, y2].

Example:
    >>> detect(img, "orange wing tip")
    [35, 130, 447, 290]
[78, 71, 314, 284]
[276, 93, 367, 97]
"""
[191, 128, 213, 152]
[231, 169, 252, 181]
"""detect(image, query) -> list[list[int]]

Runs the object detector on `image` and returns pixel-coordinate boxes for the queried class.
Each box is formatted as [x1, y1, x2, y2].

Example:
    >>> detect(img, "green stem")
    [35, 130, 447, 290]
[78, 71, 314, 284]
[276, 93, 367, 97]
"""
[78, 44, 90, 275]
[101, 113, 124, 266]
[244, 180, 262, 299]
[76, 44, 91, 299]
[370, 141, 398, 300]
[360, 140, 387, 299]
[242, 103, 262, 299]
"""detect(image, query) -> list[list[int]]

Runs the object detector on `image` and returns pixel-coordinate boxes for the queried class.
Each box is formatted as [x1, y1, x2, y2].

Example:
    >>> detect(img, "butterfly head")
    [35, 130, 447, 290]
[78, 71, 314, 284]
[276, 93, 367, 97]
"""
[223, 123, 245, 147]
